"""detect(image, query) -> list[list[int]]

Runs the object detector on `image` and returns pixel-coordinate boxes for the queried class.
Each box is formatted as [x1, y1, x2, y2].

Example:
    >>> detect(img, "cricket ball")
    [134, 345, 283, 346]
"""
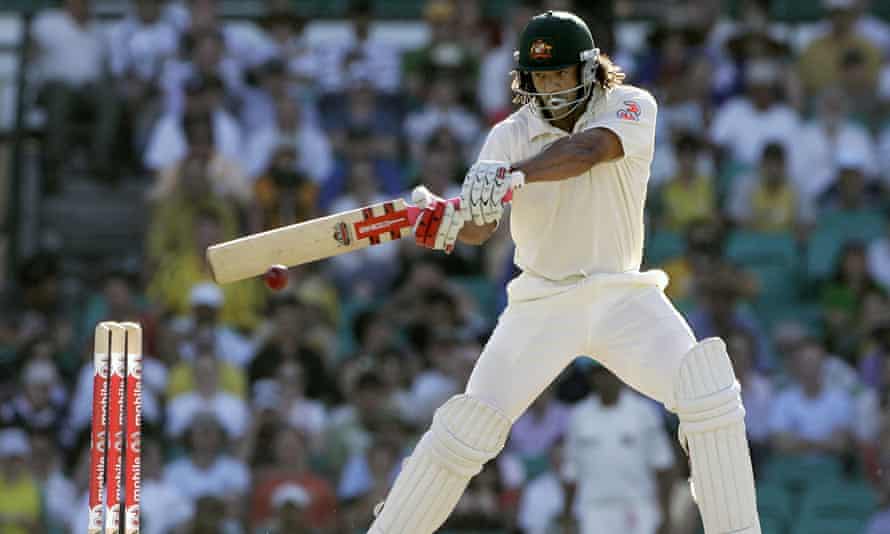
[263, 264, 289, 291]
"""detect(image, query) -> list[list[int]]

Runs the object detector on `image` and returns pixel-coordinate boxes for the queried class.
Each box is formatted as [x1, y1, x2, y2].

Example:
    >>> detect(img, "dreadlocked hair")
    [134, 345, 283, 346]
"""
[595, 53, 625, 89]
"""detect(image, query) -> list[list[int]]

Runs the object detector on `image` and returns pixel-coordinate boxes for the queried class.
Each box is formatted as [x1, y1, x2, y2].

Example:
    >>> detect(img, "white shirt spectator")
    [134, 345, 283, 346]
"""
[768, 385, 854, 444]
[867, 236, 890, 291]
[243, 123, 333, 182]
[164, 454, 250, 501]
[791, 119, 878, 200]
[165, 392, 249, 439]
[108, 14, 179, 81]
[158, 58, 245, 116]
[32, 8, 104, 87]
[314, 33, 401, 94]
[287, 398, 328, 440]
[742, 373, 775, 444]
[404, 106, 482, 159]
[172, 321, 256, 368]
[408, 370, 459, 425]
[563, 390, 674, 504]
[478, 43, 514, 118]
[144, 109, 243, 171]
[43, 469, 75, 531]
[517, 469, 564, 534]
[710, 97, 800, 167]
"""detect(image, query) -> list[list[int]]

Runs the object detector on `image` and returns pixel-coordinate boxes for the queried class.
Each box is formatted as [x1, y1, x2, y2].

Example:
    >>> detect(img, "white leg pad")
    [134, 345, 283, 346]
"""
[674, 338, 761, 534]
[368, 394, 511, 534]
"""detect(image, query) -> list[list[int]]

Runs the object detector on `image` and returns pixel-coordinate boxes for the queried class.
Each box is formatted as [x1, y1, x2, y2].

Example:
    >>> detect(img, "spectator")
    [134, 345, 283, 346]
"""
[324, 82, 401, 165]
[791, 85, 879, 202]
[253, 3, 315, 85]
[169, 282, 256, 368]
[166, 352, 249, 439]
[28, 432, 75, 532]
[314, 0, 401, 95]
[477, 0, 538, 122]
[560, 364, 676, 534]
[0, 357, 68, 440]
[182, 495, 228, 534]
[164, 413, 250, 516]
[146, 74, 244, 172]
[726, 330, 774, 468]
[653, 133, 716, 232]
[140, 438, 195, 534]
[250, 425, 336, 532]
[506, 387, 569, 478]
[817, 150, 883, 213]
[150, 109, 249, 205]
[265, 483, 315, 534]
[248, 293, 334, 401]
[108, 0, 180, 166]
[710, 59, 800, 170]
[728, 142, 811, 233]
[15, 252, 77, 375]
[448, 463, 508, 530]
[660, 217, 726, 303]
[516, 439, 567, 534]
[798, 0, 883, 98]
[867, 214, 890, 291]
[769, 338, 855, 460]
[339, 432, 404, 528]
[32, 0, 117, 189]
[146, 149, 241, 263]
[404, 70, 482, 164]
[251, 143, 318, 231]
[322, 371, 391, 476]
[147, 211, 265, 331]
[244, 95, 333, 183]
[820, 242, 885, 354]
[402, 0, 479, 101]
[0, 429, 41, 534]
[275, 358, 328, 444]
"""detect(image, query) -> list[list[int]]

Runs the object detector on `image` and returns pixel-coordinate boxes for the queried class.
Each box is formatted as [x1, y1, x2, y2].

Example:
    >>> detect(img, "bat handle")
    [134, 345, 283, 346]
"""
[406, 189, 514, 225]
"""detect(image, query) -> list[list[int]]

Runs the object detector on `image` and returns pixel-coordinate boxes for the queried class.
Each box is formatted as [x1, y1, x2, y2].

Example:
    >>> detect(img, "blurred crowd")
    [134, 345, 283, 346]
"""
[2, 0, 890, 533]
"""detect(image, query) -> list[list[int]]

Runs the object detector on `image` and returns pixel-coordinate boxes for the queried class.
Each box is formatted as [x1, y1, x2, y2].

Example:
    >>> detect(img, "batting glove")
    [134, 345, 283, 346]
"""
[459, 160, 521, 226]
[412, 186, 467, 253]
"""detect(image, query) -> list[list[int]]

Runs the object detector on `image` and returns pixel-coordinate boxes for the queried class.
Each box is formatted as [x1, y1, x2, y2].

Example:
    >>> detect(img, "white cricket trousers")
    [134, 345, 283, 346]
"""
[467, 270, 696, 420]
[578, 499, 661, 534]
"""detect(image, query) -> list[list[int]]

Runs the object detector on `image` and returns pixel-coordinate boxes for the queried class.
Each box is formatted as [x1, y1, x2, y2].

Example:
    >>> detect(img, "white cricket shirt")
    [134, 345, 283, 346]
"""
[478, 85, 657, 281]
[562, 390, 674, 504]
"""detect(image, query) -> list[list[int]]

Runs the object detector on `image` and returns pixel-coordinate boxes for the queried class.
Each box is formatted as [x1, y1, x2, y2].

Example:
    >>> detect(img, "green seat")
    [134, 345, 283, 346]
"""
[806, 209, 885, 280]
[791, 517, 870, 534]
[451, 275, 497, 322]
[726, 230, 800, 300]
[759, 516, 785, 534]
[761, 455, 843, 493]
[645, 230, 685, 267]
[757, 483, 794, 532]
[799, 480, 878, 521]
[770, 0, 825, 21]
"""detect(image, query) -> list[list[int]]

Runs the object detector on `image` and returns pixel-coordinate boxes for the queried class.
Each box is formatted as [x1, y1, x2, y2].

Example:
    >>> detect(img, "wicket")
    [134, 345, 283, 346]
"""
[89, 322, 142, 534]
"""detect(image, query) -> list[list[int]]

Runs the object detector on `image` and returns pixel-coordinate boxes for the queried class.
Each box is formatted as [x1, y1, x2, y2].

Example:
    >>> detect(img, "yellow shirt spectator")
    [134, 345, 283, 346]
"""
[660, 174, 716, 232]
[167, 358, 247, 399]
[798, 34, 881, 96]
[0, 431, 40, 534]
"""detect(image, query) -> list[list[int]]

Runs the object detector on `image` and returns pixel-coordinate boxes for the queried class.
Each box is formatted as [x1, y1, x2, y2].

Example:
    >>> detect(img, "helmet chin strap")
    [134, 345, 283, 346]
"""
[536, 82, 593, 121]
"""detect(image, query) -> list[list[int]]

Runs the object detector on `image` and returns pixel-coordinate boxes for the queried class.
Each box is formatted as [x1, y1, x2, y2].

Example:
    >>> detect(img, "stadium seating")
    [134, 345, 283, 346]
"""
[805, 209, 886, 280]
[791, 480, 878, 534]
[760, 454, 843, 494]
[757, 483, 795, 533]
[644, 229, 685, 267]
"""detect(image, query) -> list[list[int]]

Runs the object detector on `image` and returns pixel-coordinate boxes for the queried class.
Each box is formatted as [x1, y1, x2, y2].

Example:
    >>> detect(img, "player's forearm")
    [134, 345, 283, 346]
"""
[457, 220, 498, 245]
[511, 129, 621, 183]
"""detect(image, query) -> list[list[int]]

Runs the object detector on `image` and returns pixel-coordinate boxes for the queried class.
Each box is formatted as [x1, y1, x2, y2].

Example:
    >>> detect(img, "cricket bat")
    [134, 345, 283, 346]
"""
[207, 189, 514, 284]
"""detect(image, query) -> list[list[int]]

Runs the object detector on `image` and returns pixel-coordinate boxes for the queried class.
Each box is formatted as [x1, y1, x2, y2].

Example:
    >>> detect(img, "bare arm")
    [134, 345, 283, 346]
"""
[511, 128, 624, 183]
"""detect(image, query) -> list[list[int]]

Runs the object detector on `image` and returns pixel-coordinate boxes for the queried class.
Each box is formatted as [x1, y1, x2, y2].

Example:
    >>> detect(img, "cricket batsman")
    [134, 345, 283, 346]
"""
[370, 10, 761, 534]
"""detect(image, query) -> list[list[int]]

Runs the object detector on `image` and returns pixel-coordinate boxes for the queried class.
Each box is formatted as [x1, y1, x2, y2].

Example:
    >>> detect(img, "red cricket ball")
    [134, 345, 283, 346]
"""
[263, 264, 289, 291]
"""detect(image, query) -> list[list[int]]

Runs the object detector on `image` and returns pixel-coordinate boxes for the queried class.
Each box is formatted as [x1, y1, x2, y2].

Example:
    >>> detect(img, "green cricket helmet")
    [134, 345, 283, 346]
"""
[512, 11, 600, 120]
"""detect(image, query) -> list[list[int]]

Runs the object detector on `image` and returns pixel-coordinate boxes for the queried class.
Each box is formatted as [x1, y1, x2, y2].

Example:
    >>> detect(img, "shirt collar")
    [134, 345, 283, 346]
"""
[526, 86, 610, 141]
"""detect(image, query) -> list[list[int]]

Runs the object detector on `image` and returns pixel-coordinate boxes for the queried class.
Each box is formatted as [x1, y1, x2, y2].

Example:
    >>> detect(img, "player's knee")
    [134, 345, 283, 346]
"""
[671, 338, 746, 446]
[423, 394, 512, 477]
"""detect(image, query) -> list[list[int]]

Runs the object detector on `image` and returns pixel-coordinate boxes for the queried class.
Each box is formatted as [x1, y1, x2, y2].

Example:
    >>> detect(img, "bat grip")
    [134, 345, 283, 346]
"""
[406, 189, 514, 225]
